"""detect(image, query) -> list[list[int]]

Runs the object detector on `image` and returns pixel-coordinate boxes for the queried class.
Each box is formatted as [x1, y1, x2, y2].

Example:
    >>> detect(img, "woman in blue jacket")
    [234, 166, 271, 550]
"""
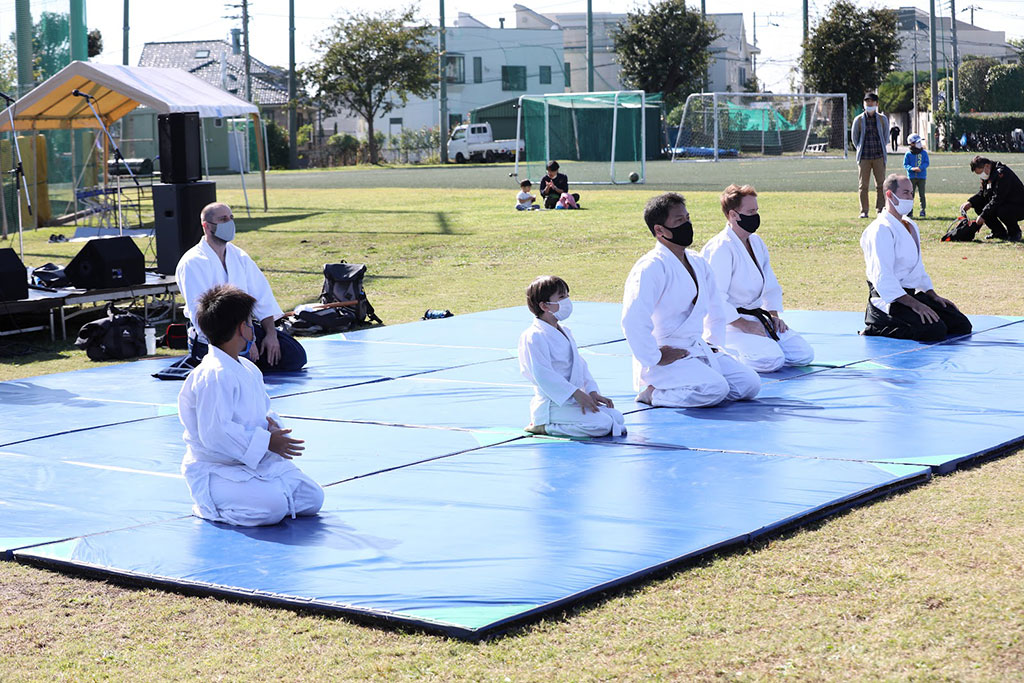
[903, 133, 929, 217]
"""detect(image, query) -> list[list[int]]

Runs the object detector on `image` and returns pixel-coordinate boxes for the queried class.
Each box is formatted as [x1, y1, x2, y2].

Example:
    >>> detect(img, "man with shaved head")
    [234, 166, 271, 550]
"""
[175, 202, 306, 373]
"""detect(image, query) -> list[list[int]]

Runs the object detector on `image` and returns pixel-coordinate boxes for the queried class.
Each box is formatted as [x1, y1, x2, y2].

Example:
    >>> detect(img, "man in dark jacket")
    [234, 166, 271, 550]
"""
[960, 155, 1024, 241]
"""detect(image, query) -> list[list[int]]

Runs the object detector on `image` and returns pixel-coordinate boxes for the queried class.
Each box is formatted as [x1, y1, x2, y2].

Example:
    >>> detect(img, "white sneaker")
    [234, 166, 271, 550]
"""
[859, 211, 869, 218]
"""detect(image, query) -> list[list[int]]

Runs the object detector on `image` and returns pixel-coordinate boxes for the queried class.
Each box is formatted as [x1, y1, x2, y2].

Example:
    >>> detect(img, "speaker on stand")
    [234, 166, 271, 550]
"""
[0, 248, 28, 302]
[65, 236, 146, 290]
[157, 112, 202, 184]
[153, 181, 218, 275]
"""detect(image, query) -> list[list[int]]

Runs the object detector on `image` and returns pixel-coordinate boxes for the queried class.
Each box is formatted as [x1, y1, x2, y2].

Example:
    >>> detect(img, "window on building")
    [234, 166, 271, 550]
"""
[739, 67, 746, 87]
[539, 65, 551, 84]
[194, 49, 210, 59]
[445, 55, 465, 84]
[564, 62, 571, 88]
[473, 57, 482, 84]
[502, 65, 527, 91]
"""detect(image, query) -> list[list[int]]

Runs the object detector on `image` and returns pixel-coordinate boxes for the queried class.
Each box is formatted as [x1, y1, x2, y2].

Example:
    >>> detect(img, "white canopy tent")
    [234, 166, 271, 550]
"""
[0, 61, 268, 211]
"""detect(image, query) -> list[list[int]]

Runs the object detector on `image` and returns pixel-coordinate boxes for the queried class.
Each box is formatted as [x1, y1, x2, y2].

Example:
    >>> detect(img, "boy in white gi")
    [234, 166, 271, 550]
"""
[861, 174, 972, 341]
[701, 184, 814, 373]
[518, 275, 625, 437]
[622, 193, 761, 408]
[178, 284, 324, 526]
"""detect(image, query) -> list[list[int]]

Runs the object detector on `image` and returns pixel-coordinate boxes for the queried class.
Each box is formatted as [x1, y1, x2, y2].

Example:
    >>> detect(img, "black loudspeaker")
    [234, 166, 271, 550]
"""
[65, 237, 146, 290]
[0, 248, 28, 302]
[153, 181, 218, 275]
[157, 112, 202, 184]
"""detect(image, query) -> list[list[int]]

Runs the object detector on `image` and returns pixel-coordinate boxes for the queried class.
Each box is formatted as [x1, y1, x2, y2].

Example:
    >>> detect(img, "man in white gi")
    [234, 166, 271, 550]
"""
[176, 202, 306, 372]
[861, 174, 972, 341]
[518, 275, 625, 437]
[701, 184, 814, 372]
[622, 193, 761, 408]
[179, 284, 323, 526]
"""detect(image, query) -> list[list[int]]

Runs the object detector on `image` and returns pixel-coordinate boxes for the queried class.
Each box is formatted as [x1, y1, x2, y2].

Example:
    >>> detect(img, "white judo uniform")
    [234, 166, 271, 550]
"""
[860, 211, 933, 314]
[518, 319, 625, 437]
[701, 226, 814, 372]
[178, 345, 323, 526]
[622, 242, 761, 407]
[176, 239, 283, 344]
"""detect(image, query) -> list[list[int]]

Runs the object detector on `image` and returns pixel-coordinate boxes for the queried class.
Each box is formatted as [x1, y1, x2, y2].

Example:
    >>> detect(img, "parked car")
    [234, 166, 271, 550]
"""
[447, 122, 524, 163]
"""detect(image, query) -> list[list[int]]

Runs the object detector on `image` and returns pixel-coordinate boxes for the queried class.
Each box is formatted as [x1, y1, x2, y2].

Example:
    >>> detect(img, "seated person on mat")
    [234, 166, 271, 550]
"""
[178, 284, 324, 527]
[518, 276, 625, 437]
[176, 202, 306, 373]
[959, 155, 1024, 242]
[861, 174, 972, 341]
[622, 193, 760, 408]
[539, 160, 580, 210]
[701, 184, 814, 373]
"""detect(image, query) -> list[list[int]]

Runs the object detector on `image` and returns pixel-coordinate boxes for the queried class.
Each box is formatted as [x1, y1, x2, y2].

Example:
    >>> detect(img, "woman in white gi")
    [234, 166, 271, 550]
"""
[701, 184, 814, 373]
[622, 193, 761, 408]
[179, 284, 324, 526]
[518, 275, 625, 437]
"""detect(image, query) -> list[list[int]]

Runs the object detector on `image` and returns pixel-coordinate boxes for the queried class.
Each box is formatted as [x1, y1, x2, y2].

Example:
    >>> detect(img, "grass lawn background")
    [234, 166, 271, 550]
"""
[1, 156, 1023, 679]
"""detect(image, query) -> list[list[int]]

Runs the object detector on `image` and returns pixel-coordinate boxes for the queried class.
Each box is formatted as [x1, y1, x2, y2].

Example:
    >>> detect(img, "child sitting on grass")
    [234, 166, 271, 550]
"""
[178, 284, 324, 526]
[517, 275, 625, 437]
[516, 179, 539, 210]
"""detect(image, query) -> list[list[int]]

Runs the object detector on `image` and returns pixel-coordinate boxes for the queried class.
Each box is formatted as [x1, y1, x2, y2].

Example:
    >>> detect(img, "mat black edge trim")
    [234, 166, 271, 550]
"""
[931, 435, 1024, 475]
[11, 553, 480, 641]
[1, 514, 195, 563]
[0, 413, 178, 449]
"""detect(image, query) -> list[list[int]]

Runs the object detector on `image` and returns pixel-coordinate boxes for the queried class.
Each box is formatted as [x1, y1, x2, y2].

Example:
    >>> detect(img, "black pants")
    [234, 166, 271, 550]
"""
[862, 284, 972, 342]
[188, 322, 307, 372]
[969, 198, 1024, 239]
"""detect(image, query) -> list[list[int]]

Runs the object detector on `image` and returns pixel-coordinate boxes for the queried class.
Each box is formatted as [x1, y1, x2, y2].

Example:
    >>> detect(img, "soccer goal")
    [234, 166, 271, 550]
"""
[513, 91, 661, 185]
[670, 92, 849, 162]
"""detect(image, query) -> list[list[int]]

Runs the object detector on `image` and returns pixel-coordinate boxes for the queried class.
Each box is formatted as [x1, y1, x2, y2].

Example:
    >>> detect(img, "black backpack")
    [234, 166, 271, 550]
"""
[941, 216, 980, 242]
[74, 304, 147, 361]
[292, 262, 383, 333]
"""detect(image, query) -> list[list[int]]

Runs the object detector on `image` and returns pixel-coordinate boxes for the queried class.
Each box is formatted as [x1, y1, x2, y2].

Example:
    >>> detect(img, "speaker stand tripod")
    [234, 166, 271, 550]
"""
[0, 90, 34, 262]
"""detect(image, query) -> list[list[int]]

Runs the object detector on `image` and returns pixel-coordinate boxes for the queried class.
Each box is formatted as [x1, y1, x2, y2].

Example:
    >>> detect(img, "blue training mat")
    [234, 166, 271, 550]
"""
[5, 307, 1023, 638]
[15, 438, 929, 638]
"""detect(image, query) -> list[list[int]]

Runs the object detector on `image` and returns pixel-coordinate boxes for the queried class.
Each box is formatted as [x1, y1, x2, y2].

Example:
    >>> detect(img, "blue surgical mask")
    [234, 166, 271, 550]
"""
[241, 321, 255, 356]
[213, 219, 236, 241]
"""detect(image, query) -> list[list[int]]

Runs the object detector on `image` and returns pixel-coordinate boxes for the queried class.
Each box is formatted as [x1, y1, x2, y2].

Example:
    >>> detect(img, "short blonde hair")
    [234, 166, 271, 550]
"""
[719, 184, 757, 217]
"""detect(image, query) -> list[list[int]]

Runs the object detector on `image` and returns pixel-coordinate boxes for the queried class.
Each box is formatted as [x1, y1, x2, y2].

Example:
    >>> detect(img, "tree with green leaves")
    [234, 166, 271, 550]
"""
[7, 12, 103, 83]
[305, 8, 436, 165]
[611, 0, 719, 110]
[800, 0, 900, 148]
[958, 56, 998, 112]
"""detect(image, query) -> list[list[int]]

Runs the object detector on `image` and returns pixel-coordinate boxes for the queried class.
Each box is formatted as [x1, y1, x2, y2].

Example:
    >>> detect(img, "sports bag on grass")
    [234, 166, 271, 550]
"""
[313, 262, 383, 329]
[941, 216, 980, 242]
[74, 303, 146, 361]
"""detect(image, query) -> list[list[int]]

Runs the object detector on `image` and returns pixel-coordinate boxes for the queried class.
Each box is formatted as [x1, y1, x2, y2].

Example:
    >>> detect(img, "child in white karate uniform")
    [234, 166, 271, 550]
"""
[518, 276, 625, 437]
[178, 284, 324, 526]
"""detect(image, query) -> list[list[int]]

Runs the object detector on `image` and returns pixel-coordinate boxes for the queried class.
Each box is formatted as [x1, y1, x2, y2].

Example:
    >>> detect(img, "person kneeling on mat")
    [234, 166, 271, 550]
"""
[861, 173, 972, 341]
[176, 202, 306, 373]
[518, 275, 625, 437]
[178, 284, 323, 527]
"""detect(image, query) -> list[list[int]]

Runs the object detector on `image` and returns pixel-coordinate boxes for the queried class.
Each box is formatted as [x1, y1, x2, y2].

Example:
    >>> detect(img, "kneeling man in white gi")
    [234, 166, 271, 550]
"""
[622, 192, 761, 407]
[701, 184, 814, 372]
[178, 284, 323, 526]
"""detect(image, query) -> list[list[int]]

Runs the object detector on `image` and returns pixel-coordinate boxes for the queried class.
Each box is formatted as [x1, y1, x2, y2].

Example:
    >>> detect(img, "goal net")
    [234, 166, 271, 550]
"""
[514, 91, 661, 185]
[670, 92, 848, 161]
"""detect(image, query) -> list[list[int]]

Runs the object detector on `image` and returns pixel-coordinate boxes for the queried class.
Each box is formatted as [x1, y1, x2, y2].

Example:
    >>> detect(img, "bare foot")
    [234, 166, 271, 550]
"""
[524, 423, 547, 435]
[636, 385, 654, 405]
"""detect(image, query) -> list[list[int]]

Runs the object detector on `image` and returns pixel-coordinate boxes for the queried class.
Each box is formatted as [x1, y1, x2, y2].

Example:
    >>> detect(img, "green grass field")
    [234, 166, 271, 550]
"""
[2, 156, 1024, 680]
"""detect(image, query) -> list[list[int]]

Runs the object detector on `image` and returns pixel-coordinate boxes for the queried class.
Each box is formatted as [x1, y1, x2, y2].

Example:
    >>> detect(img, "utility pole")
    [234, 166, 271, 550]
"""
[586, 0, 594, 92]
[962, 4, 978, 25]
[949, 0, 960, 115]
[912, 28, 918, 134]
[929, 0, 938, 149]
[242, 0, 252, 102]
[802, 0, 808, 44]
[439, 0, 449, 163]
[288, 0, 298, 169]
[123, 0, 130, 65]
[69, 0, 86, 61]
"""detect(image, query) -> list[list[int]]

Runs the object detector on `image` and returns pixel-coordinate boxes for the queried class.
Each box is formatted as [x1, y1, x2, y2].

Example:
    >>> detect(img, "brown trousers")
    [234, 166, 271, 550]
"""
[858, 157, 886, 214]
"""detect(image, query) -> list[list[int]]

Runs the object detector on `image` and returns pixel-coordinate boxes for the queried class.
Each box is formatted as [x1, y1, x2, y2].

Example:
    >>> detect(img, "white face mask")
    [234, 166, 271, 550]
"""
[212, 219, 236, 241]
[979, 171, 990, 180]
[864, 105, 878, 114]
[888, 192, 914, 216]
[547, 297, 572, 321]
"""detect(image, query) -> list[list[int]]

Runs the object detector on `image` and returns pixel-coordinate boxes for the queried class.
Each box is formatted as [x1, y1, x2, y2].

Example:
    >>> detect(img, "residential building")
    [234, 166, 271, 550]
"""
[896, 7, 1018, 72]
[707, 14, 759, 93]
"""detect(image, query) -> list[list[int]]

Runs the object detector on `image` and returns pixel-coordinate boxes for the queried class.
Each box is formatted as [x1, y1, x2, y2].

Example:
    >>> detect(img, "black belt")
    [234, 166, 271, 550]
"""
[736, 307, 780, 341]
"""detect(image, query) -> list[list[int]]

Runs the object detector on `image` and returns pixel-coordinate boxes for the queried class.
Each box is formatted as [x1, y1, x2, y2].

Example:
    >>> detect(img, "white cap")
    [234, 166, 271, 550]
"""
[908, 133, 922, 144]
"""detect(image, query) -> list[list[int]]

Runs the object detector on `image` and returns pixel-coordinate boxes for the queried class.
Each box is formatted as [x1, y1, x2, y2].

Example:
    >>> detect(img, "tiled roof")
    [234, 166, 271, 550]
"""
[139, 40, 289, 106]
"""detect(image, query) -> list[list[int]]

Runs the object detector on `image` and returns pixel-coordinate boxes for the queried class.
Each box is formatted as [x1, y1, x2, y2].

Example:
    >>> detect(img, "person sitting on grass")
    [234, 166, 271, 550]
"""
[861, 174, 972, 341]
[178, 284, 324, 527]
[539, 160, 581, 210]
[518, 275, 625, 437]
[516, 179, 539, 211]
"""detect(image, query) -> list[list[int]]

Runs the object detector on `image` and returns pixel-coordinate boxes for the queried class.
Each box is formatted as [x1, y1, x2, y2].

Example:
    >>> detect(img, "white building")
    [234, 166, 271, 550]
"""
[707, 14, 759, 92]
[896, 7, 1018, 71]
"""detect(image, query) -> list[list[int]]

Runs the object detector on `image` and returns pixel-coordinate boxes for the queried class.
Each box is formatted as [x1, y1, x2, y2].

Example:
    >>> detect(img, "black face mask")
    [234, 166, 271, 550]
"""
[663, 220, 693, 247]
[734, 212, 761, 233]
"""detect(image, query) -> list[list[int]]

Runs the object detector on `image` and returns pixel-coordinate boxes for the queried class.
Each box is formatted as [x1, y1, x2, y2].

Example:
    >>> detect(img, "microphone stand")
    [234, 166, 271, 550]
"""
[76, 91, 139, 237]
[0, 90, 33, 261]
